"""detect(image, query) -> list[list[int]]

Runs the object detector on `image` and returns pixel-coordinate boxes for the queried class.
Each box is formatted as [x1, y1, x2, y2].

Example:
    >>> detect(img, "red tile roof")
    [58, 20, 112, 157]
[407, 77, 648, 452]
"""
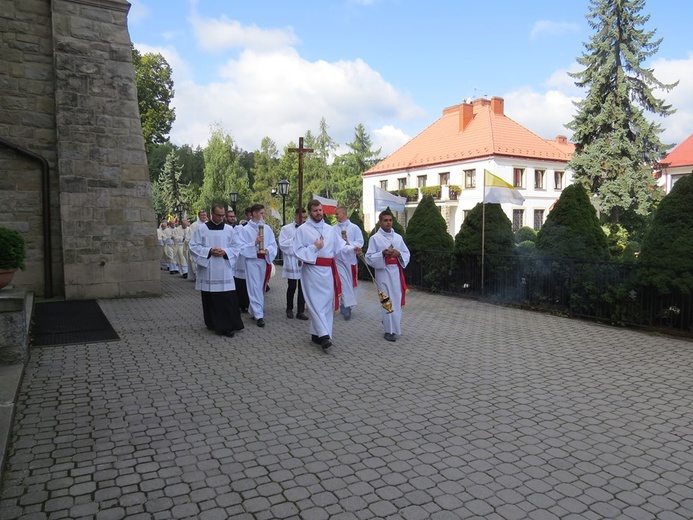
[661, 133, 693, 168]
[365, 97, 574, 176]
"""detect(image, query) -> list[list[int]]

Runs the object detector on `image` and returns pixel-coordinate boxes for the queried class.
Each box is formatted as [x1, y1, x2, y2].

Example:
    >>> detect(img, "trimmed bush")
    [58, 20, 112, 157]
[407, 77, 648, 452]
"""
[638, 174, 693, 293]
[514, 226, 536, 244]
[536, 183, 609, 261]
[0, 227, 26, 270]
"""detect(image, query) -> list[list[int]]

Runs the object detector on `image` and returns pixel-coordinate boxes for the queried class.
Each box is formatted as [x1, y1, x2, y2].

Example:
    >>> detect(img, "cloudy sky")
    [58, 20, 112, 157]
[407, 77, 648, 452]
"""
[127, 0, 693, 158]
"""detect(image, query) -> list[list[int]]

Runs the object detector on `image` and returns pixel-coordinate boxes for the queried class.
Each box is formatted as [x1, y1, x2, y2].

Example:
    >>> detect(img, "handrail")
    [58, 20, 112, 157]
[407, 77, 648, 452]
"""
[0, 137, 53, 298]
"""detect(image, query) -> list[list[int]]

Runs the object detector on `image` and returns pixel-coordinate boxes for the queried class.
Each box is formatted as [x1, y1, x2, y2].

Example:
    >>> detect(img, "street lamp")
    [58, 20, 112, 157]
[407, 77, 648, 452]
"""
[229, 190, 238, 213]
[277, 179, 290, 225]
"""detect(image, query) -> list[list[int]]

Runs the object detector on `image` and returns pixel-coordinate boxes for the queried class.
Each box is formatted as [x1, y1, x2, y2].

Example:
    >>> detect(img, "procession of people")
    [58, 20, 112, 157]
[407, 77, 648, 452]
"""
[159, 201, 410, 350]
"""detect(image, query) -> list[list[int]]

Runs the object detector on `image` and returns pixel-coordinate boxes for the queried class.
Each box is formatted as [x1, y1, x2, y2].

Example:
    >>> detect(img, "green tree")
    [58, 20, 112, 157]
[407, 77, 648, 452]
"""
[455, 203, 515, 259]
[405, 195, 454, 253]
[252, 137, 281, 200]
[566, 0, 676, 231]
[331, 123, 381, 208]
[405, 195, 454, 291]
[156, 150, 189, 217]
[197, 126, 251, 212]
[535, 183, 609, 261]
[638, 174, 693, 292]
[514, 226, 537, 244]
[132, 47, 175, 150]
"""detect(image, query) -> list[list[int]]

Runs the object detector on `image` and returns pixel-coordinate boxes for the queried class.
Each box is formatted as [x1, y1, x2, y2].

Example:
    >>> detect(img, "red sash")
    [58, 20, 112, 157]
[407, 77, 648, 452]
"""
[351, 264, 358, 288]
[385, 256, 408, 307]
[315, 257, 342, 311]
[256, 254, 272, 289]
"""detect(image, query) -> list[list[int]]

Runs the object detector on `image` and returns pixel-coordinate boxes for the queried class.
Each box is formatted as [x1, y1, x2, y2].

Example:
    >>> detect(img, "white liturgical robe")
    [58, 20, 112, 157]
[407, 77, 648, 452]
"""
[189, 222, 239, 292]
[365, 227, 410, 335]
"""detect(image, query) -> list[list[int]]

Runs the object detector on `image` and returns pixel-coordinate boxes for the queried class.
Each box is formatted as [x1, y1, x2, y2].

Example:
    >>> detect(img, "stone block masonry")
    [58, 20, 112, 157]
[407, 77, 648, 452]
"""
[0, 0, 161, 299]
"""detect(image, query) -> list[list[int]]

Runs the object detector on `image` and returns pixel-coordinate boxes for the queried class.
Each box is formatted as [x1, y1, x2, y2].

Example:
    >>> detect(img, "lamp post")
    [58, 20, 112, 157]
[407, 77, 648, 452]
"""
[229, 190, 238, 213]
[277, 179, 290, 225]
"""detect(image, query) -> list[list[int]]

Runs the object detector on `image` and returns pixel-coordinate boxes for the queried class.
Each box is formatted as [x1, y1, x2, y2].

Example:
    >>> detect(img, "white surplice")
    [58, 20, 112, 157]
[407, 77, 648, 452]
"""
[294, 219, 353, 339]
[189, 223, 239, 292]
[236, 220, 277, 319]
[333, 219, 364, 308]
[279, 222, 302, 280]
[365, 228, 410, 335]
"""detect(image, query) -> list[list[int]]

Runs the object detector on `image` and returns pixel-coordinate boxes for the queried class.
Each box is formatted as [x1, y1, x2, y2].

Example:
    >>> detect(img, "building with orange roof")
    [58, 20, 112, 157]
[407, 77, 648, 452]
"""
[657, 132, 693, 193]
[362, 96, 575, 235]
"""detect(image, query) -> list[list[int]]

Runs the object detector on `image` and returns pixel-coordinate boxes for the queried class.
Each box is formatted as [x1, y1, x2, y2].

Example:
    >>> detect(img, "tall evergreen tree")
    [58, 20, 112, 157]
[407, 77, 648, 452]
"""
[566, 0, 676, 231]
[331, 124, 381, 208]
[153, 150, 188, 219]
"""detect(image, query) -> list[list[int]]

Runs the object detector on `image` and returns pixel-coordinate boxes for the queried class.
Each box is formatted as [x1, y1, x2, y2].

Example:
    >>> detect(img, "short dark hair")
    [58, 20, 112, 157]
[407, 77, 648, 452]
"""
[307, 199, 322, 211]
[211, 203, 225, 214]
[294, 207, 306, 214]
[378, 209, 394, 221]
[249, 203, 265, 213]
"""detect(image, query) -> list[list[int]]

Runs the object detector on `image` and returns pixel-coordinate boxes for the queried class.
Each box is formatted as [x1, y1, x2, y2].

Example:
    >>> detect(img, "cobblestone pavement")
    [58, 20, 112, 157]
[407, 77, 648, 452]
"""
[1, 269, 693, 520]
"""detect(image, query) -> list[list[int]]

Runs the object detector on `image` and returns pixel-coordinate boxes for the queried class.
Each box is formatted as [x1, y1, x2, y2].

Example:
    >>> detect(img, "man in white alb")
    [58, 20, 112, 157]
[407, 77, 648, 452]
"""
[333, 206, 364, 320]
[279, 208, 308, 320]
[365, 209, 410, 342]
[236, 204, 277, 327]
[294, 200, 360, 350]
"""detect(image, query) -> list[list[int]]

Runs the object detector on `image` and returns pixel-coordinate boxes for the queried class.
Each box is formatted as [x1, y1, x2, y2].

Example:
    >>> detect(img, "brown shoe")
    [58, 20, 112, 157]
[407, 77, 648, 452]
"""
[296, 312, 309, 320]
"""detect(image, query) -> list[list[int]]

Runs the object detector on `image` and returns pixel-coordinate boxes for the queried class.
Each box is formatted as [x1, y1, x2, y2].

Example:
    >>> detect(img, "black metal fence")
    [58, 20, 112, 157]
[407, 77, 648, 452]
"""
[404, 251, 693, 337]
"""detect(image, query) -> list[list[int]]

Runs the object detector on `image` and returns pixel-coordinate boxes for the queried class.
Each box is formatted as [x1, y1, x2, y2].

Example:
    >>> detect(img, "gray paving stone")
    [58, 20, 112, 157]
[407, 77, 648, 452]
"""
[2, 272, 693, 519]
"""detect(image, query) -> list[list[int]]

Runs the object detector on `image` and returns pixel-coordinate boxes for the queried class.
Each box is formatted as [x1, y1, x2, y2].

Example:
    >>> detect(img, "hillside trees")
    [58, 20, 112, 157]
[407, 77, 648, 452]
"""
[566, 0, 676, 232]
[197, 126, 251, 212]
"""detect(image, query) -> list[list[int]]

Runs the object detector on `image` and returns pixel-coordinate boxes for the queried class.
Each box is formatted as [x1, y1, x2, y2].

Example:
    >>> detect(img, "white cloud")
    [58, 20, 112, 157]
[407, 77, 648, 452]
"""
[650, 53, 693, 146]
[530, 20, 580, 40]
[131, 43, 193, 83]
[503, 88, 580, 140]
[371, 125, 411, 157]
[190, 14, 299, 52]
[166, 45, 423, 155]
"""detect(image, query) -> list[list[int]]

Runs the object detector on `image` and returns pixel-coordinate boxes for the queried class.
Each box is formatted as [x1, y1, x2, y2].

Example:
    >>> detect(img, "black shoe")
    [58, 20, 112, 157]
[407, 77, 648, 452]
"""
[265, 285, 270, 292]
[241, 308, 248, 313]
[182, 273, 188, 279]
[343, 307, 352, 321]
[384, 333, 396, 342]
[311, 335, 320, 344]
[319, 336, 332, 350]
[286, 309, 294, 319]
[296, 312, 309, 321]
[256, 318, 265, 328]
[169, 270, 178, 275]
[219, 329, 235, 337]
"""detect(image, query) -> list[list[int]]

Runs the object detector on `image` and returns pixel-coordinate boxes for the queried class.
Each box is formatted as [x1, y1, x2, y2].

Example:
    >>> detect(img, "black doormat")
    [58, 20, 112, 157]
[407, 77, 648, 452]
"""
[31, 300, 120, 347]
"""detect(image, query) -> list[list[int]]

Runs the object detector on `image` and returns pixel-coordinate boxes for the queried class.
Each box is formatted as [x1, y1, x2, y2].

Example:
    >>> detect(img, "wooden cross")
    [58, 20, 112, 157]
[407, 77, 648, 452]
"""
[288, 136, 314, 212]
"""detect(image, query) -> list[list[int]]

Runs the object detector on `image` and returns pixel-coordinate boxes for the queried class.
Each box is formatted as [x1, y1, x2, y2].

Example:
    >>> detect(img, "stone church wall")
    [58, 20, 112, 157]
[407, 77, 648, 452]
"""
[0, 0, 161, 299]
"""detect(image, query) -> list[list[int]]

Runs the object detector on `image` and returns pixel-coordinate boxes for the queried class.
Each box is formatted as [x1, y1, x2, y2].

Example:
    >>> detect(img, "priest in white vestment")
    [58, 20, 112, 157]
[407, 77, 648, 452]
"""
[189, 204, 243, 337]
[236, 204, 277, 327]
[333, 206, 365, 320]
[163, 220, 178, 274]
[365, 209, 410, 342]
[157, 221, 169, 271]
[171, 221, 188, 278]
[294, 200, 360, 350]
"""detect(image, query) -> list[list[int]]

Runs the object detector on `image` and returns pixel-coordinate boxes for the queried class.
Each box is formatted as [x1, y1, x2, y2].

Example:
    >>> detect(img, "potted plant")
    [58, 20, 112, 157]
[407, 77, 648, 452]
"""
[0, 227, 26, 290]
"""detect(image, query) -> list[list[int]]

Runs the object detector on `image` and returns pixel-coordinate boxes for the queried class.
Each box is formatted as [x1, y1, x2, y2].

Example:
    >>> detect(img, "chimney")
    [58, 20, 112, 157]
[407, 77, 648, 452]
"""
[556, 135, 568, 145]
[490, 96, 504, 115]
[460, 102, 473, 132]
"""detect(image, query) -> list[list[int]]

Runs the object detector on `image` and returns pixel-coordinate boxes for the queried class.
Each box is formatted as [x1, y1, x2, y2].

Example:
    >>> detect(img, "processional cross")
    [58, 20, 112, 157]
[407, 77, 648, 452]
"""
[288, 136, 314, 212]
